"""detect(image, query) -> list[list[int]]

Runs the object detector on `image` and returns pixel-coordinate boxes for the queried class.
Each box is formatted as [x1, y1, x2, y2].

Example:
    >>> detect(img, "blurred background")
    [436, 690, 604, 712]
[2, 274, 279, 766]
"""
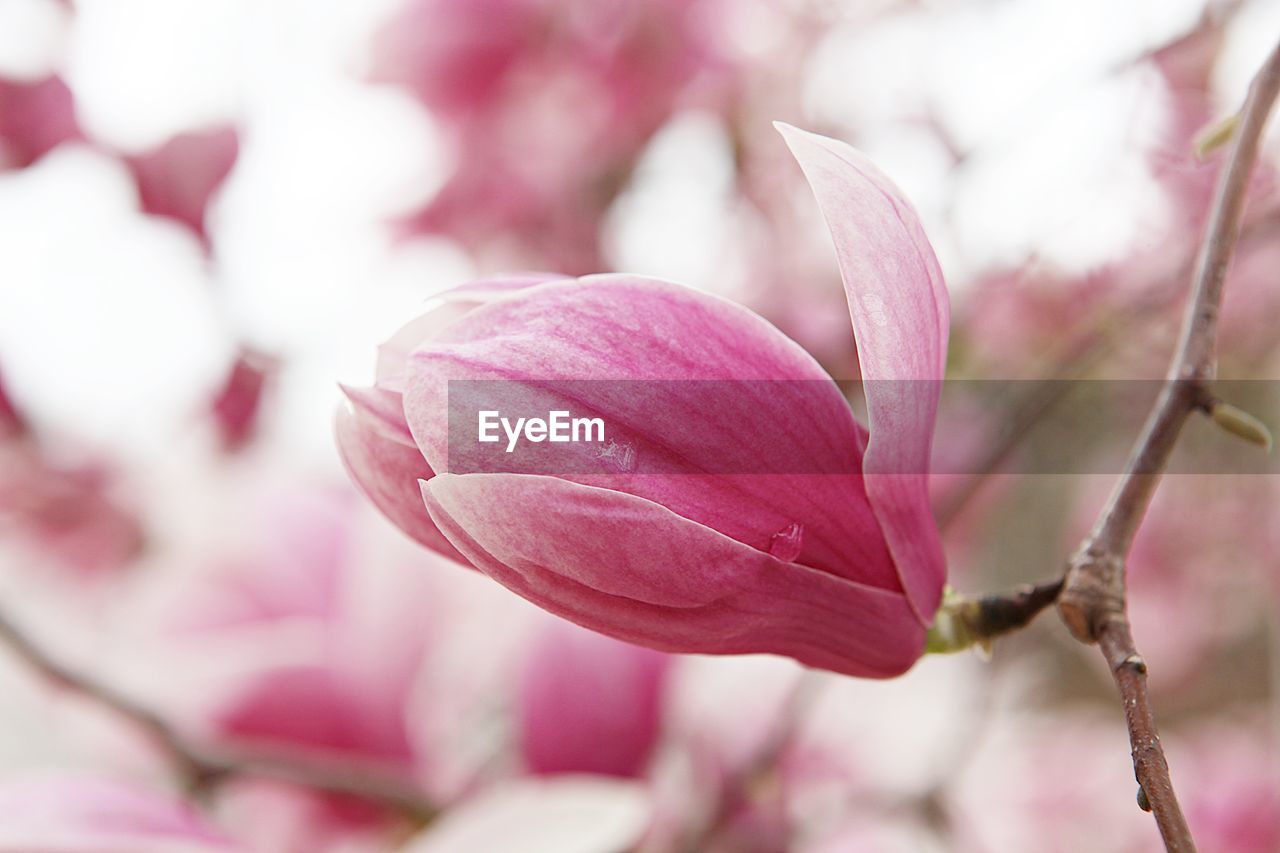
[0, 0, 1278, 850]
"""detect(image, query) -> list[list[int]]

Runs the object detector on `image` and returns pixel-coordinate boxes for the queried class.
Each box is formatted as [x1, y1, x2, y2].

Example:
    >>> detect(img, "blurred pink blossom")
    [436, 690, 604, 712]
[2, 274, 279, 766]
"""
[149, 487, 431, 847]
[125, 125, 239, 248]
[1147, 12, 1226, 231]
[1172, 716, 1280, 853]
[0, 370, 27, 440]
[368, 0, 545, 120]
[173, 490, 424, 773]
[951, 712, 1151, 853]
[1066, 474, 1269, 690]
[0, 382, 144, 576]
[1146, 13, 1277, 267]
[958, 266, 1118, 377]
[640, 658, 805, 852]
[517, 618, 671, 778]
[0, 775, 237, 852]
[371, 0, 733, 272]
[207, 349, 276, 453]
[146, 482, 562, 848]
[0, 74, 80, 171]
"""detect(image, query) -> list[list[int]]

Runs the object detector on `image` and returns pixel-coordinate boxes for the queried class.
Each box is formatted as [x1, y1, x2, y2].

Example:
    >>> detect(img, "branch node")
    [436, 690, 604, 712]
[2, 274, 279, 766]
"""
[1057, 549, 1124, 643]
[1118, 654, 1149, 675]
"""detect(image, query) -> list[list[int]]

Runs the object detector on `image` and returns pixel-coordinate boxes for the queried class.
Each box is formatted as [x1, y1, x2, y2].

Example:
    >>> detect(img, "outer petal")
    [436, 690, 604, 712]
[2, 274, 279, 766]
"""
[335, 394, 469, 564]
[403, 275, 900, 593]
[777, 123, 949, 623]
[422, 473, 925, 678]
[339, 276, 566, 558]
[376, 274, 570, 383]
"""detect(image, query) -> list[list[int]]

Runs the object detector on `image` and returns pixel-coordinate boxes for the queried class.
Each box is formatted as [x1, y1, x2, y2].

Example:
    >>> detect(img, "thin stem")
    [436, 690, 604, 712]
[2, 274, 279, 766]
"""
[1057, 37, 1280, 853]
[927, 579, 1064, 654]
[0, 603, 437, 821]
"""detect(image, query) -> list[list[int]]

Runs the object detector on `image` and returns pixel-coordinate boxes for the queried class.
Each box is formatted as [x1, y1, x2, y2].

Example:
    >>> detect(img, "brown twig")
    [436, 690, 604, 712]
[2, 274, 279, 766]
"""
[1057, 37, 1280, 853]
[0, 604, 437, 821]
[926, 578, 1064, 654]
[970, 578, 1065, 637]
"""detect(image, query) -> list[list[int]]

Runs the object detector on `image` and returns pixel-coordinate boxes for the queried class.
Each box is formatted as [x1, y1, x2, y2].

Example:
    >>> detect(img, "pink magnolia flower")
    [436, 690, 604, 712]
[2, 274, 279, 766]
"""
[125, 125, 239, 248]
[517, 618, 671, 778]
[0, 775, 237, 852]
[0, 74, 80, 171]
[338, 125, 949, 678]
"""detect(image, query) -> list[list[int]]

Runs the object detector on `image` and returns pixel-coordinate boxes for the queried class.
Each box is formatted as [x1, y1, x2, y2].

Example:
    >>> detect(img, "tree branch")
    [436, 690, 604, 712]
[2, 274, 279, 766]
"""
[0, 603, 437, 821]
[936, 206, 1280, 531]
[1056, 37, 1280, 853]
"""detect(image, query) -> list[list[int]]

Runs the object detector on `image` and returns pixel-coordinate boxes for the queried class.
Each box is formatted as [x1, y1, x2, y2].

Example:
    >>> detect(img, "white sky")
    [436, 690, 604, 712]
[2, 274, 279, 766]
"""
[0, 0, 1277, 468]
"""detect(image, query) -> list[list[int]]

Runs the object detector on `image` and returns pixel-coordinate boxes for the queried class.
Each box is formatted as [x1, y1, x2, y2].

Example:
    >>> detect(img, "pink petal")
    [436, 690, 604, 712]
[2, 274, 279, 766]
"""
[376, 274, 569, 383]
[402, 274, 900, 594]
[423, 474, 925, 678]
[777, 123, 949, 623]
[335, 395, 469, 564]
[338, 275, 567, 559]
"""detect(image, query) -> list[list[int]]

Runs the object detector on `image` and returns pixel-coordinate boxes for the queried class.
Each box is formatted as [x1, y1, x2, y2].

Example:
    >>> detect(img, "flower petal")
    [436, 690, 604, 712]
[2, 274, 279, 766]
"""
[335, 401, 469, 564]
[377, 274, 570, 382]
[777, 123, 949, 623]
[402, 274, 900, 593]
[422, 473, 925, 678]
